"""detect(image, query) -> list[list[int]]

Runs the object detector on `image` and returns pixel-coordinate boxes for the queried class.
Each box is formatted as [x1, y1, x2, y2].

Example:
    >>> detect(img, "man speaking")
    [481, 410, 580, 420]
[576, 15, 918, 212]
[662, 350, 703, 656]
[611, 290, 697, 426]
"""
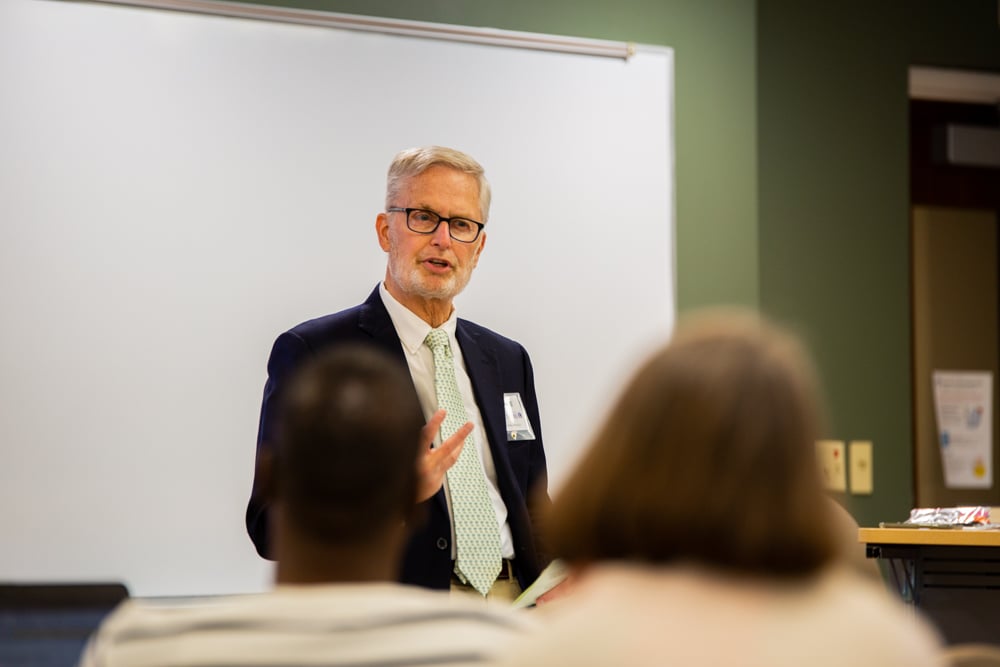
[246, 146, 550, 600]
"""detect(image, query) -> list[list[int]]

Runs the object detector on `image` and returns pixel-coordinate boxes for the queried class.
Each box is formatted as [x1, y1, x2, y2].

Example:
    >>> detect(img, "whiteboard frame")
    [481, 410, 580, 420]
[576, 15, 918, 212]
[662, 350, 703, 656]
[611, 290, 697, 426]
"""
[73, 0, 637, 59]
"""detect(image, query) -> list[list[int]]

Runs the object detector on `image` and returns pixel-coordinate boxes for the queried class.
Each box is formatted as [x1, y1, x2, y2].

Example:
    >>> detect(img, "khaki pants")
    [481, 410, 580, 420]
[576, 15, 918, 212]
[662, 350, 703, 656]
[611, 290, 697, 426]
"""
[450, 561, 522, 604]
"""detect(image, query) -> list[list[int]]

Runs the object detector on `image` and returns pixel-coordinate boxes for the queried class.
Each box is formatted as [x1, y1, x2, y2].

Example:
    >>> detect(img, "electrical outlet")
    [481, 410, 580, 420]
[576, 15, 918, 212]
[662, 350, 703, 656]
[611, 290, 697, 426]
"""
[849, 440, 873, 495]
[816, 440, 846, 492]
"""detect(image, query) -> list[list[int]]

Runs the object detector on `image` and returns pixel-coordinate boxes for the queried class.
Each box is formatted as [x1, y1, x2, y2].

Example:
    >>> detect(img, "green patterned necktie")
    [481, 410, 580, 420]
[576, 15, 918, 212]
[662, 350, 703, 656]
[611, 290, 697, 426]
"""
[425, 328, 502, 595]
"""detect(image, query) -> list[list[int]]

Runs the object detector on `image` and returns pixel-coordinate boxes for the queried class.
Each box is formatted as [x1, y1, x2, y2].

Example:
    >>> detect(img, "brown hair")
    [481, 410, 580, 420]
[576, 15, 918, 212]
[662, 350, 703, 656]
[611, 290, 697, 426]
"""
[546, 309, 838, 577]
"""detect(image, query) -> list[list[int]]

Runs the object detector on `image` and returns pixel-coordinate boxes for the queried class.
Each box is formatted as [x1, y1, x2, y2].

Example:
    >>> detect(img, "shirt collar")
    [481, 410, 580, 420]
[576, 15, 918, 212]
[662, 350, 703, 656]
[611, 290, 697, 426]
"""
[378, 282, 457, 355]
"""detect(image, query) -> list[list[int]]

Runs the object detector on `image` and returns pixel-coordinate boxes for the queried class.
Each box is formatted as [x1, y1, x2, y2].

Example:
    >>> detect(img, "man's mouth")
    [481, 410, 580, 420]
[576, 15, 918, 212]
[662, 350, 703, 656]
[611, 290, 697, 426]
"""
[425, 258, 451, 269]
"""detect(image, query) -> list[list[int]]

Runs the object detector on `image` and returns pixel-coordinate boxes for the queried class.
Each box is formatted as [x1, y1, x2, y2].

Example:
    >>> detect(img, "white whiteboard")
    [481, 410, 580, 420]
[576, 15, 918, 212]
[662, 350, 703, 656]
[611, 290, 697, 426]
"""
[0, 0, 674, 596]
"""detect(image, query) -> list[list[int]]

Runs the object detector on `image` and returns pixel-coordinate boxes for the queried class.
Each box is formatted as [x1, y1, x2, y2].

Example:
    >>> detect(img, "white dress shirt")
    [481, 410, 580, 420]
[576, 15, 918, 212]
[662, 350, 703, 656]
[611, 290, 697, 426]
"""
[379, 283, 515, 560]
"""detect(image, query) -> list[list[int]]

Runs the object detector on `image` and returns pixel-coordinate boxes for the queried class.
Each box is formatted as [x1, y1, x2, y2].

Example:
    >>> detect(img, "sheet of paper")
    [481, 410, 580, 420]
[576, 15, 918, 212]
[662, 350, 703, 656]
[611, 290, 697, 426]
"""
[933, 371, 993, 489]
[511, 559, 569, 608]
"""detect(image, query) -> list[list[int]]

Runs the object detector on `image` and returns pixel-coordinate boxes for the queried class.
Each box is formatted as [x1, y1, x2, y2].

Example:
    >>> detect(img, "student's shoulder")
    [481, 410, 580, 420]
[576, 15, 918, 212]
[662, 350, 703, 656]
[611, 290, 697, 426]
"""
[817, 568, 945, 663]
[389, 584, 538, 631]
[80, 595, 255, 665]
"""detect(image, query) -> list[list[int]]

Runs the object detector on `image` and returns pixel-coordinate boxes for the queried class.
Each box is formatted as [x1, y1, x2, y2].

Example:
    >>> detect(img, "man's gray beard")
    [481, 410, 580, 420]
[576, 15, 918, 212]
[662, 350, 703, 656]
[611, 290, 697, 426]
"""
[391, 264, 468, 302]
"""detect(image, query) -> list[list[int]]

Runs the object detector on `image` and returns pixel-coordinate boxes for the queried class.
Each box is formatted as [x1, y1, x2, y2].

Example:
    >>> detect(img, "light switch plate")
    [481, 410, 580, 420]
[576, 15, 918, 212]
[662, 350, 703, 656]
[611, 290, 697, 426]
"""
[817, 440, 846, 492]
[849, 440, 873, 495]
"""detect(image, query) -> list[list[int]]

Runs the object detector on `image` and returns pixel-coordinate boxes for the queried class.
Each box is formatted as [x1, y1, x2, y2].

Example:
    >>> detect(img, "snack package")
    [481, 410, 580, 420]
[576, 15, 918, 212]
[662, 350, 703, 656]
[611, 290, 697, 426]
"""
[905, 506, 991, 526]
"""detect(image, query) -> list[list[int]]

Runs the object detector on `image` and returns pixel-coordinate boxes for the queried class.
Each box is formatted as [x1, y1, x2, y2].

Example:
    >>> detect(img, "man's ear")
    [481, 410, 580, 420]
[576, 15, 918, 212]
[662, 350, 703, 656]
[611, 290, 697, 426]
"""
[257, 447, 277, 503]
[376, 212, 391, 252]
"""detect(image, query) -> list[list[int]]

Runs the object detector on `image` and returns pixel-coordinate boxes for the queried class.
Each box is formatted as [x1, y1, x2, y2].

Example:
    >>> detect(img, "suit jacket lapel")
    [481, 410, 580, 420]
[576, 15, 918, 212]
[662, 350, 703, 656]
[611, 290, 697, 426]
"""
[359, 285, 451, 514]
[357, 285, 408, 363]
[455, 321, 507, 475]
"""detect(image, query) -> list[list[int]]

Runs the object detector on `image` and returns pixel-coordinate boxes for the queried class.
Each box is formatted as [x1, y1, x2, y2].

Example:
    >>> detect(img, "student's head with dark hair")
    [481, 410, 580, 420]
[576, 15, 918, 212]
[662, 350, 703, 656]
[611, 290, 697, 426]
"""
[546, 309, 839, 578]
[259, 343, 425, 583]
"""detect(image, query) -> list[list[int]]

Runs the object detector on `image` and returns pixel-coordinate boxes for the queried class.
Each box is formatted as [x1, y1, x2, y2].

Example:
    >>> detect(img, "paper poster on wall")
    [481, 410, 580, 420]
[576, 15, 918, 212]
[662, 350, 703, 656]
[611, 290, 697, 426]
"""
[933, 371, 993, 489]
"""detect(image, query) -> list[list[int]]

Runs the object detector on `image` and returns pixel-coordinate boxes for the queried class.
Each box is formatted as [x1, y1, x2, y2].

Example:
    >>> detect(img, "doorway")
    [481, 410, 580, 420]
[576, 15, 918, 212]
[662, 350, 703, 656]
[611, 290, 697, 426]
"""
[910, 67, 1000, 507]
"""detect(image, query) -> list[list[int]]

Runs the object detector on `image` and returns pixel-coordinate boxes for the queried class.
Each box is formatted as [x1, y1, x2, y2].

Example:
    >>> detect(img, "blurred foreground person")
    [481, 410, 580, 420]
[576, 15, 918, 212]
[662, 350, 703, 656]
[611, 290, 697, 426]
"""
[81, 345, 532, 667]
[506, 311, 944, 667]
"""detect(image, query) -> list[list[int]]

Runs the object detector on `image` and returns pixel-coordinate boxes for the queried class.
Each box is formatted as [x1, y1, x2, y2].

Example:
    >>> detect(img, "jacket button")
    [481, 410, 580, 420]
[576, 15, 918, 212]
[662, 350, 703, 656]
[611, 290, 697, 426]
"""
[436, 537, 448, 550]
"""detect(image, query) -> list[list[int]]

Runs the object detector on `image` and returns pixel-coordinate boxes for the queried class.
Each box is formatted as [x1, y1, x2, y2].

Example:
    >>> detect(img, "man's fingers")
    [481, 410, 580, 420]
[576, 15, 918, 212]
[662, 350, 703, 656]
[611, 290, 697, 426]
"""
[440, 421, 473, 452]
[415, 417, 472, 502]
[420, 409, 447, 449]
[432, 421, 471, 469]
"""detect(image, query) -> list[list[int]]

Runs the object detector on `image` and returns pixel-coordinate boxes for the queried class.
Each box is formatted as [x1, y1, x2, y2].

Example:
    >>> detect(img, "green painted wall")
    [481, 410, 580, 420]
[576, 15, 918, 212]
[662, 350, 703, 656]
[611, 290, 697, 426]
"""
[233, 0, 760, 311]
[758, 0, 1000, 527]
[758, 1, 912, 528]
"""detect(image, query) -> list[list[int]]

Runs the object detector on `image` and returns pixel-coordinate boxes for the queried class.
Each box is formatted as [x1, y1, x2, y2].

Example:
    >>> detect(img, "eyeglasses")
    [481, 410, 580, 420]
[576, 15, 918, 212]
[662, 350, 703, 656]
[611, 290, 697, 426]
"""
[386, 207, 485, 243]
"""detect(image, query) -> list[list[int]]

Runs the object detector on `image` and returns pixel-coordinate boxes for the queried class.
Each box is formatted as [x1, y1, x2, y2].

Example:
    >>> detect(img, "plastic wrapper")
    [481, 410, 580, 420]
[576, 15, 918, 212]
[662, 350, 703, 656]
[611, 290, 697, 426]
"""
[905, 506, 991, 526]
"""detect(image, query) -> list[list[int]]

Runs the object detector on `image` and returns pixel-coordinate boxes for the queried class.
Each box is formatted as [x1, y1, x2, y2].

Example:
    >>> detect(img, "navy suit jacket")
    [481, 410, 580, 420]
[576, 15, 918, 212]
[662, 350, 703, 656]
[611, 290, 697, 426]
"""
[246, 286, 551, 590]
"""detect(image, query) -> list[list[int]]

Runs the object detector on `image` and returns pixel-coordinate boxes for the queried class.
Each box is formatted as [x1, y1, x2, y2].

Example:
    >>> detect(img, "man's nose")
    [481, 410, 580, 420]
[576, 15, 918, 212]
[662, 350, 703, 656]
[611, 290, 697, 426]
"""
[430, 220, 452, 247]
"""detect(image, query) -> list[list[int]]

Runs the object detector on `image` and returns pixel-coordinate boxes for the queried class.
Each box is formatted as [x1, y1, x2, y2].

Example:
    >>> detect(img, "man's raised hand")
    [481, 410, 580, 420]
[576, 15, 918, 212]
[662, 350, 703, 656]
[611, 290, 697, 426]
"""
[416, 409, 471, 502]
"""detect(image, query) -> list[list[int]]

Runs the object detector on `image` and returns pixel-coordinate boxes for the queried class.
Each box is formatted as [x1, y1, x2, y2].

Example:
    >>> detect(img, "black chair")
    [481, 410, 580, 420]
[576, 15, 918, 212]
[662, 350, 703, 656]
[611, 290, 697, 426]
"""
[0, 582, 129, 667]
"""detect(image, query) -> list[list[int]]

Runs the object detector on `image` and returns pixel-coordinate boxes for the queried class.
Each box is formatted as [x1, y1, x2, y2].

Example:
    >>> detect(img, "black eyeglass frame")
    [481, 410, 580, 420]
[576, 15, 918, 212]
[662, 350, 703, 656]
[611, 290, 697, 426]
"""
[386, 207, 485, 243]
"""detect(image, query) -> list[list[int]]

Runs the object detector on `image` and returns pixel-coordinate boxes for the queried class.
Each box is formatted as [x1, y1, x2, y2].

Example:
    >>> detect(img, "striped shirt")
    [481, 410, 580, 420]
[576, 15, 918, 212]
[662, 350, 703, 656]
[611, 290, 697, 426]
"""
[78, 583, 533, 667]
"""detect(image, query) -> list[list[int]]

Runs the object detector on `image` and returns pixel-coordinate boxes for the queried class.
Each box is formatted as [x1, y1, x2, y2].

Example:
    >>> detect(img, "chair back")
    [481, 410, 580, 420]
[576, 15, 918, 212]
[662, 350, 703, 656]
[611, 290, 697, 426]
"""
[0, 582, 129, 667]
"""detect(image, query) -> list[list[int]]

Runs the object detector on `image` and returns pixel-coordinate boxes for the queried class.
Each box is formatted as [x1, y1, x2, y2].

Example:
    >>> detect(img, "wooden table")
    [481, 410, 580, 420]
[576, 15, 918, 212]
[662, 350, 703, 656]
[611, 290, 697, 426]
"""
[860, 526, 1000, 644]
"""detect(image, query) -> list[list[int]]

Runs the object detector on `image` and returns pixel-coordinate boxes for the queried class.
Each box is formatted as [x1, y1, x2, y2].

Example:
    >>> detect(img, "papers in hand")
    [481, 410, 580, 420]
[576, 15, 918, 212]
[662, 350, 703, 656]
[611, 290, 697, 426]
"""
[512, 559, 569, 608]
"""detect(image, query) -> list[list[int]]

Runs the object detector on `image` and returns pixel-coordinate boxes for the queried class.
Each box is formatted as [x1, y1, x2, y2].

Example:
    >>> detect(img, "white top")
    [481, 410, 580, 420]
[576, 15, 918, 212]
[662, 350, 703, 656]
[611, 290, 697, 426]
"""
[379, 282, 514, 559]
[78, 582, 534, 666]
[500, 563, 946, 667]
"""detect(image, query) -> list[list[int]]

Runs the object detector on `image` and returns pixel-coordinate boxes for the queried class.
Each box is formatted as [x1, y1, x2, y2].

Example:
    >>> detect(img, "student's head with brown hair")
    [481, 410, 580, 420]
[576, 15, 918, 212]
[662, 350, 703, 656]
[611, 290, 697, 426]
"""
[259, 343, 426, 583]
[546, 309, 839, 578]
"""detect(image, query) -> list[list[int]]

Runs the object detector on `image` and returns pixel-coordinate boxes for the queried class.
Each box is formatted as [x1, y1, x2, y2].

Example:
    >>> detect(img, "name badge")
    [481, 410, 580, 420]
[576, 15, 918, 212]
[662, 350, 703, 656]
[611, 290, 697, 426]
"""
[504, 392, 536, 441]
